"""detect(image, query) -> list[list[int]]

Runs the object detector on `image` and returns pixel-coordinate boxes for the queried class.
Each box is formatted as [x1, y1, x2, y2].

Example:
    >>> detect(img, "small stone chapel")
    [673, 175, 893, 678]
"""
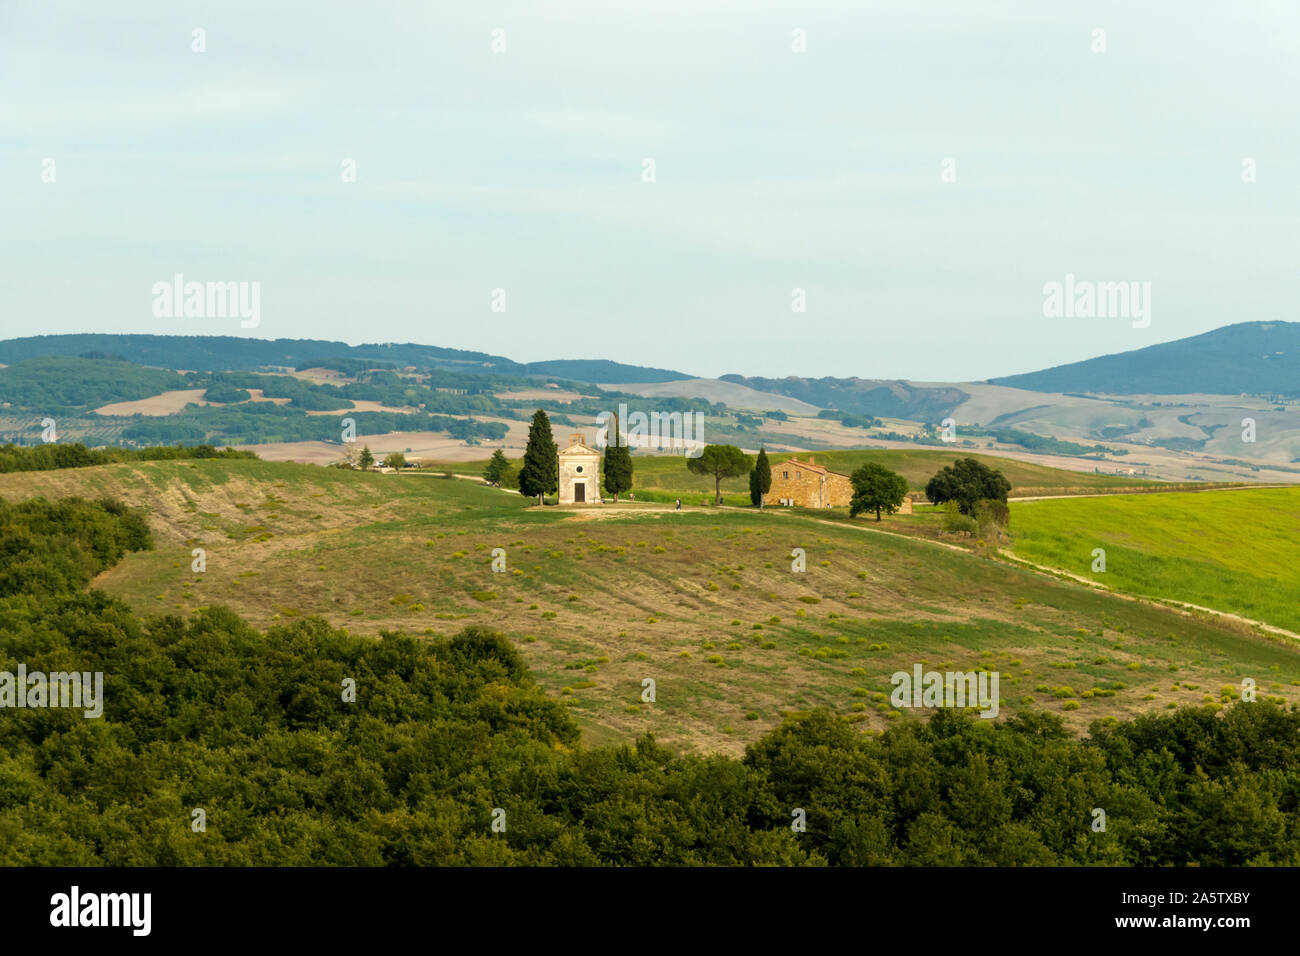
[557, 433, 601, 505]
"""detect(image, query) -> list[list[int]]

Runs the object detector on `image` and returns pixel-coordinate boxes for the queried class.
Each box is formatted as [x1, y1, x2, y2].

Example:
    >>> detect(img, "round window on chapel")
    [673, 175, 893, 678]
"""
[575, 466, 583, 473]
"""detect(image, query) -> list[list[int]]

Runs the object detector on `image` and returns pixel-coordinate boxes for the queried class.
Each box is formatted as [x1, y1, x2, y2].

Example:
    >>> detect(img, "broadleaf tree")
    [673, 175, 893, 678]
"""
[687, 444, 752, 505]
[849, 462, 909, 521]
[924, 457, 1011, 516]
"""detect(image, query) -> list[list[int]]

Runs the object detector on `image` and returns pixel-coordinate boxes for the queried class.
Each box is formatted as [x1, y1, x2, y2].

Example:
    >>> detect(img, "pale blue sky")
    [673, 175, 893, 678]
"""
[2, 1, 1297, 380]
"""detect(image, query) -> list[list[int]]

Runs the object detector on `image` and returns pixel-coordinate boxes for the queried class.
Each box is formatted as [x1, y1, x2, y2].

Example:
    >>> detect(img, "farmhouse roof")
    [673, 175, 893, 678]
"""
[786, 455, 849, 479]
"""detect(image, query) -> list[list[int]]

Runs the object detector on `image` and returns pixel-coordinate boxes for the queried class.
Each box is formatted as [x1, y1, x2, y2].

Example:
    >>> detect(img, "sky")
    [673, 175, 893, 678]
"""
[2, 1, 1297, 381]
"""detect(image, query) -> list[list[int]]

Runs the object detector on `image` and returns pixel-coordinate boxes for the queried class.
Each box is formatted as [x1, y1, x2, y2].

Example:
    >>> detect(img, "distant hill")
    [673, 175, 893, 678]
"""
[519, 358, 688, 383]
[0, 335, 691, 384]
[0, 356, 185, 411]
[718, 374, 967, 421]
[990, 322, 1300, 395]
[602, 378, 823, 414]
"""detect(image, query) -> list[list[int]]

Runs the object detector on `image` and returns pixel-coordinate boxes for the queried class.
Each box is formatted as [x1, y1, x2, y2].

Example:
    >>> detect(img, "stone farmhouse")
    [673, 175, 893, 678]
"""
[765, 455, 913, 513]
[557, 433, 601, 504]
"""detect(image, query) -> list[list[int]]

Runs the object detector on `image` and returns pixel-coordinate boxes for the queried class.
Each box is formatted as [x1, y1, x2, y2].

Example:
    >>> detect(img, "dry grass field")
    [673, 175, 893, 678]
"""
[3, 457, 1296, 756]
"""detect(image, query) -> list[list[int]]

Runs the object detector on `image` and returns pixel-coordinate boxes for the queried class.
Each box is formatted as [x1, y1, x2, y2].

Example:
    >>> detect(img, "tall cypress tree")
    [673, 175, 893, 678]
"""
[518, 409, 558, 504]
[752, 447, 772, 509]
[602, 412, 634, 502]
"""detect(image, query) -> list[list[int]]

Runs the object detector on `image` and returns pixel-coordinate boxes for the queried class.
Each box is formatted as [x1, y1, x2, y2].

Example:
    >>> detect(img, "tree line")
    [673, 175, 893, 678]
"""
[495, 411, 1013, 523]
[1, 495, 1297, 865]
[0, 442, 256, 474]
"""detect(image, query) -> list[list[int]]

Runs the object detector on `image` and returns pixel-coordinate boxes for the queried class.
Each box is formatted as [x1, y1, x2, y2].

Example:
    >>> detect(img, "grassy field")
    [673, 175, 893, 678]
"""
[3, 459, 1297, 755]
[1010, 486, 1300, 635]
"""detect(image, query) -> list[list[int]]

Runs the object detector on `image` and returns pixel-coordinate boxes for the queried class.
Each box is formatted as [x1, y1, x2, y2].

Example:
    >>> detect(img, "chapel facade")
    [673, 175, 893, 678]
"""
[557, 433, 601, 504]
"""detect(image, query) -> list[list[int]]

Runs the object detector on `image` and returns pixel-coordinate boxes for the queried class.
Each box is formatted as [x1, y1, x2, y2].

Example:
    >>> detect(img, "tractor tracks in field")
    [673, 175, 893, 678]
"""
[437, 473, 1300, 644]
[995, 549, 1300, 643]
[740, 507, 1300, 645]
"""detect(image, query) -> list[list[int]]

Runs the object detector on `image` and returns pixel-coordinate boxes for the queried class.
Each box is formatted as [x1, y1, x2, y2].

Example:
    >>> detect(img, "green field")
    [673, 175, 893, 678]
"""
[3, 459, 1297, 755]
[432, 448, 1177, 504]
[1010, 487, 1300, 634]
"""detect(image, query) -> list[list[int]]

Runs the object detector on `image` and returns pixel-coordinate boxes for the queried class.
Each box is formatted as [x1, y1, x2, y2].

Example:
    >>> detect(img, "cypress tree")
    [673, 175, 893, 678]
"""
[602, 412, 634, 502]
[518, 409, 558, 504]
[753, 447, 772, 509]
[483, 449, 510, 486]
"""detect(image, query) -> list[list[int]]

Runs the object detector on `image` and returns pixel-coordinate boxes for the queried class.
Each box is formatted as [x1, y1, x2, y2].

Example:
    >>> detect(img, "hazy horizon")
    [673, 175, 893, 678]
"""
[0, 319, 1265, 386]
[4, 1, 1297, 380]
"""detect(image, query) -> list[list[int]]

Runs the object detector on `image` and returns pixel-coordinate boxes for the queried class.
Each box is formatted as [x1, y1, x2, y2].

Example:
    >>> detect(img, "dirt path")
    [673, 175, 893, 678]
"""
[781, 507, 1300, 642]
[792, 509, 1300, 642]
[1010, 483, 1289, 503]
[764, 509, 974, 555]
[416, 472, 1300, 641]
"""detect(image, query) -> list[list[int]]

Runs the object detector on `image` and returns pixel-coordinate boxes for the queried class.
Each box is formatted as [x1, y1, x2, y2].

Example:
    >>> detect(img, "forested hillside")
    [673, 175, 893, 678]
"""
[718, 375, 967, 421]
[0, 335, 690, 383]
[991, 321, 1300, 395]
[2, 495, 1299, 865]
[0, 358, 186, 413]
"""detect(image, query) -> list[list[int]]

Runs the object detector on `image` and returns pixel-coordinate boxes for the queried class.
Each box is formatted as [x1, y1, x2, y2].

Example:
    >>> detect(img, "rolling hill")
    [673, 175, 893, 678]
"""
[1010, 487, 1300, 635]
[718, 375, 968, 420]
[0, 334, 692, 384]
[3, 457, 1294, 755]
[990, 322, 1300, 396]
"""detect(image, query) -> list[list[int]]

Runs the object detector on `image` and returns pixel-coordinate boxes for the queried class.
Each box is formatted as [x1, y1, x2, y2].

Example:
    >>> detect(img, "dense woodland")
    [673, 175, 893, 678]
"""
[0, 357, 186, 414]
[0, 356, 719, 448]
[1, 496, 1298, 865]
[117, 406, 509, 446]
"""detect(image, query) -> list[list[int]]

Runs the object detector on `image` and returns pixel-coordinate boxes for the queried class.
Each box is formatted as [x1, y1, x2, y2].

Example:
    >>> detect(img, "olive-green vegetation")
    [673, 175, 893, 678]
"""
[202, 383, 252, 404]
[116, 404, 506, 447]
[3, 494, 1300, 865]
[0, 357, 186, 413]
[0, 442, 256, 474]
[1011, 487, 1300, 634]
[0, 355, 511, 448]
